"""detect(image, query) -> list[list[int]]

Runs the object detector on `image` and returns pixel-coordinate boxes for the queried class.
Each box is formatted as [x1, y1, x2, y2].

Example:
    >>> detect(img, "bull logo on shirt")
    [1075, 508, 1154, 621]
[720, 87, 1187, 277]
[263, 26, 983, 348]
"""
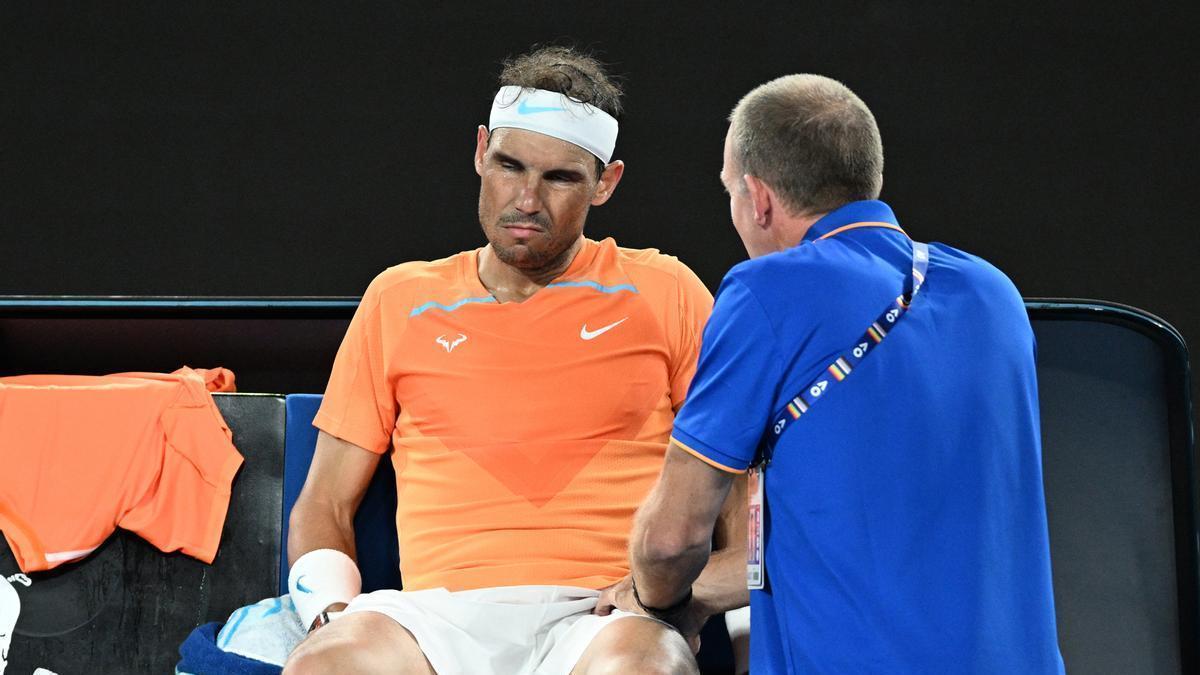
[436, 333, 468, 353]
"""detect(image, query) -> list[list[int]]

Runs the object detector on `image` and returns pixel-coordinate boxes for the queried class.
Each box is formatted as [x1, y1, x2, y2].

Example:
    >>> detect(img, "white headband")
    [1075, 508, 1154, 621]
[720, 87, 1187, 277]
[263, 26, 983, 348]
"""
[488, 85, 619, 163]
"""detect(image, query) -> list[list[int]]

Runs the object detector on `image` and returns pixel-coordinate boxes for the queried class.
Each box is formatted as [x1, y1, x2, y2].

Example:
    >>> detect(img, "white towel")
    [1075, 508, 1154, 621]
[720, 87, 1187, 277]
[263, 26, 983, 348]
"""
[215, 594, 307, 666]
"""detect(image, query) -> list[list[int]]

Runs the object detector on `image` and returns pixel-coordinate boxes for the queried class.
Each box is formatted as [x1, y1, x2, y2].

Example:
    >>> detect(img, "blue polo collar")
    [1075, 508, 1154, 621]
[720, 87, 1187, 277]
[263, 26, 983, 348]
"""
[802, 200, 902, 244]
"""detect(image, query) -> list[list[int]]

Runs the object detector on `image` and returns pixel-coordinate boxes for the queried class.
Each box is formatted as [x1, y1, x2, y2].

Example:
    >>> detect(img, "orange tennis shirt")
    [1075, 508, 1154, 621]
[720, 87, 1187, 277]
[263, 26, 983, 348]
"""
[314, 238, 713, 591]
[0, 367, 243, 573]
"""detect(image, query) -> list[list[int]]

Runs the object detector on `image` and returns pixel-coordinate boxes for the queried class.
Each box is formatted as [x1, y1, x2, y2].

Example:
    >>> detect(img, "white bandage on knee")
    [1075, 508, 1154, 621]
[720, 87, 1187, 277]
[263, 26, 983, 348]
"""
[287, 548, 362, 629]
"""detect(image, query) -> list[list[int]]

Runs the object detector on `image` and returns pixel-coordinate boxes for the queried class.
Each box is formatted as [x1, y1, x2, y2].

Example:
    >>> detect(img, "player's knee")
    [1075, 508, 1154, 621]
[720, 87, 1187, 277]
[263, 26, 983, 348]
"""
[587, 652, 697, 675]
[283, 629, 369, 675]
[285, 613, 434, 675]
[282, 643, 332, 675]
[586, 630, 697, 675]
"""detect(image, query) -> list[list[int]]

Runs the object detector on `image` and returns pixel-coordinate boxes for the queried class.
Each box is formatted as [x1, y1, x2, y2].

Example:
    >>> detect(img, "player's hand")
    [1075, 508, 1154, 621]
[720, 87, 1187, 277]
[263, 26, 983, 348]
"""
[593, 575, 641, 616]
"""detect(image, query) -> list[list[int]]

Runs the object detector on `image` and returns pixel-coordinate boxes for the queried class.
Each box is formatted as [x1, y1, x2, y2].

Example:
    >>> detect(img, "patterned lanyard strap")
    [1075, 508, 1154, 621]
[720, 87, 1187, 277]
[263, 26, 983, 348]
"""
[758, 231, 930, 466]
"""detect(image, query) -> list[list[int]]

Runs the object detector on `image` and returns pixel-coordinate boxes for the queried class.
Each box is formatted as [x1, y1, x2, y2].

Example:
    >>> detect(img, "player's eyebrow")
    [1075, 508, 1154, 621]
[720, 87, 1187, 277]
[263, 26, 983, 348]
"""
[492, 151, 524, 168]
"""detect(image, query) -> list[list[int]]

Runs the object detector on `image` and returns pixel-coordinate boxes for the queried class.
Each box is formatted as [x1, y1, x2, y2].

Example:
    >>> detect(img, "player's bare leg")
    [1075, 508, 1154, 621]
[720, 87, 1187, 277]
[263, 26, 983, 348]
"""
[283, 611, 435, 675]
[572, 616, 698, 675]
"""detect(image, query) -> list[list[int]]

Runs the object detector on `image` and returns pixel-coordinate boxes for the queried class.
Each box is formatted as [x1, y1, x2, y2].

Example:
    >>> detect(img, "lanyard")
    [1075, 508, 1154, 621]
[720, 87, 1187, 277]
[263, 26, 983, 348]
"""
[757, 228, 929, 466]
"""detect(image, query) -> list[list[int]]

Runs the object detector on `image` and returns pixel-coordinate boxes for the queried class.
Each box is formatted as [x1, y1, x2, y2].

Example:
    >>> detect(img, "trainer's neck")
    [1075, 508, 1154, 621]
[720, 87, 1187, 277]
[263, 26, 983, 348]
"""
[477, 239, 582, 303]
[773, 211, 826, 253]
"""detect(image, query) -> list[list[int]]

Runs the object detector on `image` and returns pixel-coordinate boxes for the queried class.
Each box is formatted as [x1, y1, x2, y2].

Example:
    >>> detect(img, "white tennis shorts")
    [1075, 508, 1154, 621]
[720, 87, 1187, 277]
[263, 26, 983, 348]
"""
[343, 585, 655, 674]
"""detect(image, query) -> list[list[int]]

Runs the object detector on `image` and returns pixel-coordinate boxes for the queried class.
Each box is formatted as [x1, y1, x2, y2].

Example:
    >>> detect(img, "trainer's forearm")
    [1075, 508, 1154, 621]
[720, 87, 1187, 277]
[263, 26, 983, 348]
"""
[630, 509, 711, 608]
[700, 470, 749, 615]
[693, 546, 749, 615]
[631, 444, 736, 608]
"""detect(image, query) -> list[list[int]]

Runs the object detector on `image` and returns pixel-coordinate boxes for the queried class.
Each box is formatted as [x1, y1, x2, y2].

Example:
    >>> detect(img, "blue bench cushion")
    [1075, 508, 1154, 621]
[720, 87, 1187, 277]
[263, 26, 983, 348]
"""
[281, 394, 400, 594]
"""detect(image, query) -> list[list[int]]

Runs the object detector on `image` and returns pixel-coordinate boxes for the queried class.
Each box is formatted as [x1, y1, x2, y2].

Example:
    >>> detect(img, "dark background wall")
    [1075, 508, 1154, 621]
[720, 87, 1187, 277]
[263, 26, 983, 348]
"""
[1, 3, 1196, 362]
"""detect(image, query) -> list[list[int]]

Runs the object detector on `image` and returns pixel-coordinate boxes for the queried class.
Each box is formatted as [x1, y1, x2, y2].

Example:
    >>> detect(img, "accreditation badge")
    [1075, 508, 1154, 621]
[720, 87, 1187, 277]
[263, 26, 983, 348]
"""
[747, 466, 765, 590]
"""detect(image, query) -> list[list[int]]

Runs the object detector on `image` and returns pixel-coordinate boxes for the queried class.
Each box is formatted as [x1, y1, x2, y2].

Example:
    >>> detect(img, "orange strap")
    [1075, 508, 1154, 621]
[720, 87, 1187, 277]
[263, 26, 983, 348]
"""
[817, 222, 908, 241]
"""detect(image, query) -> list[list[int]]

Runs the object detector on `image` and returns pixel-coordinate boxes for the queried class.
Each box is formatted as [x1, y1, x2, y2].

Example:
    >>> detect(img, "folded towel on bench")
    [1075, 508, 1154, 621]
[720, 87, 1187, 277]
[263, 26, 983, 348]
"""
[177, 595, 305, 674]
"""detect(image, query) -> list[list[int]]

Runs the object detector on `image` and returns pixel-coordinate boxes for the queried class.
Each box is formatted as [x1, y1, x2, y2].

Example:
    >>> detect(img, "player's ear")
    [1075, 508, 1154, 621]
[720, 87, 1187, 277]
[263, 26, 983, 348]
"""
[474, 125, 489, 177]
[591, 160, 625, 206]
[743, 174, 773, 227]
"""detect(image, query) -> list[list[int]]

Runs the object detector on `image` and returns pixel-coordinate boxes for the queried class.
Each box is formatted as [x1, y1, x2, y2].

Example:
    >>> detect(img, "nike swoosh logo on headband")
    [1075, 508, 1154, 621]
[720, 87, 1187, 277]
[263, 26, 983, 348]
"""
[518, 100, 566, 115]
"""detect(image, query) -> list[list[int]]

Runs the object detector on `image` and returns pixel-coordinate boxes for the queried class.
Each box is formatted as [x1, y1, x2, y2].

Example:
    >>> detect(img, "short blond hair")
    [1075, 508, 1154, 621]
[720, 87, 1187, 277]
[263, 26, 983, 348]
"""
[729, 74, 883, 216]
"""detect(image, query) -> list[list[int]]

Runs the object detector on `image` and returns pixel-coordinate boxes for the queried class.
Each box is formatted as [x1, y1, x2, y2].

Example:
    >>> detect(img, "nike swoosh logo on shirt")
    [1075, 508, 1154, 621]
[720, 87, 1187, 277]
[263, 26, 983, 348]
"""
[580, 317, 628, 340]
[295, 575, 312, 593]
[518, 100, 566, 115]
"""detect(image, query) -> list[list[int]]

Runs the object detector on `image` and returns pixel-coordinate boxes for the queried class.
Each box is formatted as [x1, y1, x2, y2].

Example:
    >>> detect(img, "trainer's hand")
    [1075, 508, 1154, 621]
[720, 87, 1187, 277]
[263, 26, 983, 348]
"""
[594, 576, 704, 654]
[594, 575, 641, 616]
[673, 604, 708, 654]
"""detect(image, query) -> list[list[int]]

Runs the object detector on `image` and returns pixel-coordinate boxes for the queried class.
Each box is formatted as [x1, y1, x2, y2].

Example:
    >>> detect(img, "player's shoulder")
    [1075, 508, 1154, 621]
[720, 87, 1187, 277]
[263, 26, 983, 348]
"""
[372, 252, 464, 286]
[597, 238, 704, 290]
[362, 250, 474, 305]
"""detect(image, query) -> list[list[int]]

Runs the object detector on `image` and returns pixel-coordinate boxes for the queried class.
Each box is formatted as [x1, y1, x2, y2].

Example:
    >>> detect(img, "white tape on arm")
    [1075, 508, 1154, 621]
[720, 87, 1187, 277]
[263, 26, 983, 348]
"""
[287, 548, 362, 629]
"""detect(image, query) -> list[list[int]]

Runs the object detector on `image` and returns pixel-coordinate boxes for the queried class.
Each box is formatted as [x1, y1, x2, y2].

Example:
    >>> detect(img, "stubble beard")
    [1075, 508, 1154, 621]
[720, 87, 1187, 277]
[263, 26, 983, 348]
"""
[489, 229, 576, 273]
[481, 203, 580, 275]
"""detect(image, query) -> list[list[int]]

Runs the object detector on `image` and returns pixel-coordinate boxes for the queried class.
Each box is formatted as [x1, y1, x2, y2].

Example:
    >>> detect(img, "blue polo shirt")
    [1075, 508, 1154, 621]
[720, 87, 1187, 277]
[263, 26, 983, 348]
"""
[673, 200, 1063, 673]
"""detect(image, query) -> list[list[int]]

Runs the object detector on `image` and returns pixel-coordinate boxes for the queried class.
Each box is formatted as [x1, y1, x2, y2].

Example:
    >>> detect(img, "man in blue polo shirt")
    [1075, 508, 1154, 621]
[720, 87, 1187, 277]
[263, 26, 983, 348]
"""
[626, 75, 1064, 672]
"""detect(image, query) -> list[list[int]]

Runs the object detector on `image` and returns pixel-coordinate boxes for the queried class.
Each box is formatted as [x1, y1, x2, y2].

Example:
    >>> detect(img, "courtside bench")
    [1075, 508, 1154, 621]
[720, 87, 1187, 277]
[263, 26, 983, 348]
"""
[0, 298, 1193, 673]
